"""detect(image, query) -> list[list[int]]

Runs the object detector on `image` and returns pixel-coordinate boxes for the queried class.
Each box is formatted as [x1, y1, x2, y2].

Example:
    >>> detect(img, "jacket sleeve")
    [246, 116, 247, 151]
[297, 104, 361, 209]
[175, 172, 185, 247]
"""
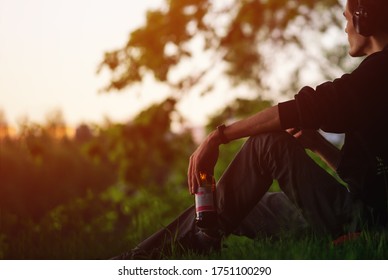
[278, 86, 321, 130]
[278, 50, 388, 132]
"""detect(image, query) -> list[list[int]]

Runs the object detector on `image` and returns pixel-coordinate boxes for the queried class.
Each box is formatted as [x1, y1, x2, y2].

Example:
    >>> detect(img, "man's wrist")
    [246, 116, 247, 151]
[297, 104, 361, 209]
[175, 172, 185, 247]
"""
[216, 124, 230, 144]
[207, 130, 222, 146]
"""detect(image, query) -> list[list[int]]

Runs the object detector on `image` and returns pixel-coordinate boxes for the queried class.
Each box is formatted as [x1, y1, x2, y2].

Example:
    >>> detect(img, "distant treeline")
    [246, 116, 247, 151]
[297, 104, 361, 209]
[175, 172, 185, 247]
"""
[0, 97, 273, 259]
[0, 99, 199, 259]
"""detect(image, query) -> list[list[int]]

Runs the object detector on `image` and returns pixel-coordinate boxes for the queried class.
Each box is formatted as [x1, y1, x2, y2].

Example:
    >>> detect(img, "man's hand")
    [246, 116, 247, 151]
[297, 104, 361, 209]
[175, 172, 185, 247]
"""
[286, 128, 323, 152]
[188, 131, 220, 194]
[187, 106, 281, 194]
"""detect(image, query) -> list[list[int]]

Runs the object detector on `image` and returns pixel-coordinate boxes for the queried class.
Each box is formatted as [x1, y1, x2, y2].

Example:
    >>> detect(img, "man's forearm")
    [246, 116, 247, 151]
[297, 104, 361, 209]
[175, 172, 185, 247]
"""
[190, 105, 281, 192]
[216, 105, 282, 143]
[210, 104, 340, 171]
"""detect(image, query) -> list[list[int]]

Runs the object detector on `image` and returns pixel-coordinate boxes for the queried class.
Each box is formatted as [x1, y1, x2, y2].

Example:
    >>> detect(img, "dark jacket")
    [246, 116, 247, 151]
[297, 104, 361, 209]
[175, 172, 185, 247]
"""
[278, 47, 388, 222]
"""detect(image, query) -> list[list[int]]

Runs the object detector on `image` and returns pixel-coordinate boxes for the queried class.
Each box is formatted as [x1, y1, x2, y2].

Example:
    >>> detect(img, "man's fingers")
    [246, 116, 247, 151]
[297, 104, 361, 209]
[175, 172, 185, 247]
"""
[188, 156, 194, 194]
[287, 128, 301, 135]
[286, 128, 295, 134]
[294, 130, 303, 138]
[188, 155, 199, 195]
[192, 169, 198, 194]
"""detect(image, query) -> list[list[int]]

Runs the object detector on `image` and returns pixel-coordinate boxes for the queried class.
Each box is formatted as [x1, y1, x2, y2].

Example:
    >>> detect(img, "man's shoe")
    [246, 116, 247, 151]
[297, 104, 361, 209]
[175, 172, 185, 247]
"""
[185, 230, 222, 255]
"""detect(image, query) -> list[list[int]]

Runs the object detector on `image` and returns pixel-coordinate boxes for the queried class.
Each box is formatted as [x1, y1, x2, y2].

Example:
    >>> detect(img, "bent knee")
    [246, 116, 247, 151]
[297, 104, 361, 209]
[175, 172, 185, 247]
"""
[246, 131, 301, 153]
[247, 131, 294, 145]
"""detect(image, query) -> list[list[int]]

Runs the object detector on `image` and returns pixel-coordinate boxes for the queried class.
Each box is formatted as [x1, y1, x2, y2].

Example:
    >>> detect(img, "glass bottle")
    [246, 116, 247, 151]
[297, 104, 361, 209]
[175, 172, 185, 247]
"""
[195, 171, 217, 230]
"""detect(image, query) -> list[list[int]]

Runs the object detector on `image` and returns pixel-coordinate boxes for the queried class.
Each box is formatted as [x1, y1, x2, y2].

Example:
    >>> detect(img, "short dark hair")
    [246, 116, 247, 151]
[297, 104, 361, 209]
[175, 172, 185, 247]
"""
[347, 0, 359, 14]
[347, 0, 388, 34]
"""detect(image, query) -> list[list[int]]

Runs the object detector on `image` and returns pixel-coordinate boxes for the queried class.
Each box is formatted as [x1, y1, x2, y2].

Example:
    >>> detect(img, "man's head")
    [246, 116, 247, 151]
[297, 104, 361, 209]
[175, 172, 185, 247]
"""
[345, 0, 388, 57]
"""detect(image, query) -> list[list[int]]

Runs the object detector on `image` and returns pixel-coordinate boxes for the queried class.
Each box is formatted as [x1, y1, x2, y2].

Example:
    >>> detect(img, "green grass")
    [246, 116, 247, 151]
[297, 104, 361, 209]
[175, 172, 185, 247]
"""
[2, 180, 388, 260]
[2, 212, 388, 260]
[175, 230, 388, 260]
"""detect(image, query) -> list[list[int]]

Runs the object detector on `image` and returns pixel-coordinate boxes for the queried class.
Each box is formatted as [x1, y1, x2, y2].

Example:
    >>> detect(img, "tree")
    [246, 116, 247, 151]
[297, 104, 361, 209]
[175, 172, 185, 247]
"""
[98, 0, 352, 107]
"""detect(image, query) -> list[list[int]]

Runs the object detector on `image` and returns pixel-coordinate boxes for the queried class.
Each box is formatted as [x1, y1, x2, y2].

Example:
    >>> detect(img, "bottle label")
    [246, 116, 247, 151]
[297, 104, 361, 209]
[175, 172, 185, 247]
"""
[195, 186, 215, 212]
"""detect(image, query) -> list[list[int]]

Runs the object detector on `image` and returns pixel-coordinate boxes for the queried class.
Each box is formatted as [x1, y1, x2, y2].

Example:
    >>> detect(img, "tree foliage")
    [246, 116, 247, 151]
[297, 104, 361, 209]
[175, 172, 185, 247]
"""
[98, 0, 348, 100]
[0, 100, 196, 259]
[0, 0, 358, 259]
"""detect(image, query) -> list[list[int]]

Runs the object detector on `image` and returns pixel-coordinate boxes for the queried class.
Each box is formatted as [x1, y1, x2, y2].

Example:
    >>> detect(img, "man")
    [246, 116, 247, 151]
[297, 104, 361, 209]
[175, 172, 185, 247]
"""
[115, 0, 388, 259]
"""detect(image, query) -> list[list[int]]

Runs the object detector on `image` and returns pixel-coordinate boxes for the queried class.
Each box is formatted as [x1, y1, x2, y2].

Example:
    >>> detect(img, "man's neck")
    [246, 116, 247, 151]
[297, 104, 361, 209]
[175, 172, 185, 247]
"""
[367, 32, 388, 55]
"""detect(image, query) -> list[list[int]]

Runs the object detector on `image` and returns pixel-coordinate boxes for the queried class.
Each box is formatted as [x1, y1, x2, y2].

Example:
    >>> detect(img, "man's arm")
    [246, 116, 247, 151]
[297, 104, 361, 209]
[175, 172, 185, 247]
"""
[188, 105, 281, 194]
[217, 105, 282, 141]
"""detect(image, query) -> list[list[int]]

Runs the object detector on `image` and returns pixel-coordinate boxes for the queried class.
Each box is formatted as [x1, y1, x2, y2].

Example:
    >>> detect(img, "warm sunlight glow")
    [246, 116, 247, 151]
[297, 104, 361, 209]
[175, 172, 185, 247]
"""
[199, 171, 207, 182]
[0, 0, 164, 128]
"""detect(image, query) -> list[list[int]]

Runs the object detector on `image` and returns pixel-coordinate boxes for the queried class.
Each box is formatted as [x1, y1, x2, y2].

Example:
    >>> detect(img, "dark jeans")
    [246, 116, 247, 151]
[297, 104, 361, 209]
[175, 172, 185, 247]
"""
[124, 132, 357, 258]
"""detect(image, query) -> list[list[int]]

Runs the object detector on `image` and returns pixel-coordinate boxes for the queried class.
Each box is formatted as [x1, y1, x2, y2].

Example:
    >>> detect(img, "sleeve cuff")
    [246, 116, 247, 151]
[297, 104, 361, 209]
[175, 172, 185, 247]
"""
[278, 100, 299, 129]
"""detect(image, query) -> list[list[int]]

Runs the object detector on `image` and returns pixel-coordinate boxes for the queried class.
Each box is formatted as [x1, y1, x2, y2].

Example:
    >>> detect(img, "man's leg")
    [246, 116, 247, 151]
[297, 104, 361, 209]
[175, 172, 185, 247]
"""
[114, 132, 351, 258]
[217, 132, 351, 237]
[232, 191, 309, 239]
[114, 193, 308, 259]
[113, 206, 197, 259]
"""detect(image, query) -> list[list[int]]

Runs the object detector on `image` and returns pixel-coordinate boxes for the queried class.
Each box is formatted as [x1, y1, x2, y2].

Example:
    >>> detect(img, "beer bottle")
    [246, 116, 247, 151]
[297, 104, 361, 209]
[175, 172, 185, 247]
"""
[195, 171, 217, 230]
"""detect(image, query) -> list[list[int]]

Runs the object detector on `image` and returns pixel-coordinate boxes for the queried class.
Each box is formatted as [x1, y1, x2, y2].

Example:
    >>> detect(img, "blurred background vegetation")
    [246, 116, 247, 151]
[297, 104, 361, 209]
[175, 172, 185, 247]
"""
[0, 97, 270, 259]
[1, 0, 358, 259]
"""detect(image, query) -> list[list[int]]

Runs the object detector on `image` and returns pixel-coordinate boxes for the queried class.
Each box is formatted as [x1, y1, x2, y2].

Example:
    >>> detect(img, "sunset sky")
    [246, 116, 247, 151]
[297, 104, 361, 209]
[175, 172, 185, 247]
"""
[0, 0, 349, 130]
[0, 0, 183, 128]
